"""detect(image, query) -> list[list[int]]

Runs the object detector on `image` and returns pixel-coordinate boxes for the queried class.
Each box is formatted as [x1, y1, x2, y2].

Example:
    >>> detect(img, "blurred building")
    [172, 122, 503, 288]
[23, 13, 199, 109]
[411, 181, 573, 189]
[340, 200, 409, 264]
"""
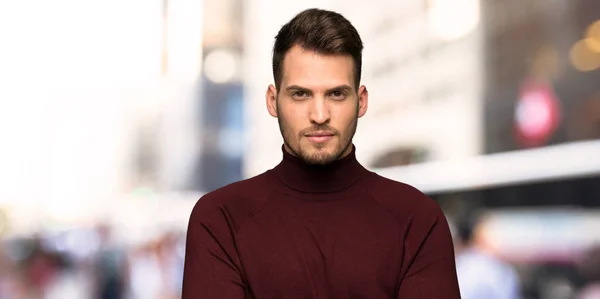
[372, 1, 600, 297]
[191, 0, 246, 191]
[482, 0, 600, 153]
[242, 0, 485, 177]
[0, 0, 204, 234]
[128, 0, 247, 193]
[351, 0, 484, 167]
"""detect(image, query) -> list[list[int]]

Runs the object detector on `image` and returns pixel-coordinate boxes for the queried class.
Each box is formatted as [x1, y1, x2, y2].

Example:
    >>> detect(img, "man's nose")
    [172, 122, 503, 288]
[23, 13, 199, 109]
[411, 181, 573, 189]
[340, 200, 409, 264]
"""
[309, 97, 331, 124]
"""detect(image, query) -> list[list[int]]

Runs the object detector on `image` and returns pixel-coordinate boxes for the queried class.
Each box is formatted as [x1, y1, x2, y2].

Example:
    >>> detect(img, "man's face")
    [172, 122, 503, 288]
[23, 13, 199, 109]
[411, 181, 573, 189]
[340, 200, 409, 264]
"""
[266, 45, 368, 165]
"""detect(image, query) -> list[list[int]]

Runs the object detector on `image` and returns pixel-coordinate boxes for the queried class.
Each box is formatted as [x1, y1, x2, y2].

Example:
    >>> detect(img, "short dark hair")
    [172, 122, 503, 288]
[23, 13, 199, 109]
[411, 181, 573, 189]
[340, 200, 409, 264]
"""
[272, 8, 364, 90]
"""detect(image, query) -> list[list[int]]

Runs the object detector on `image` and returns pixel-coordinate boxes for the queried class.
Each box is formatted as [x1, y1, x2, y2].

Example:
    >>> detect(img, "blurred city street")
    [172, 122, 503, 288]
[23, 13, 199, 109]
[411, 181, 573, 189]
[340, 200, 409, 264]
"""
[1, 0, 599, 298]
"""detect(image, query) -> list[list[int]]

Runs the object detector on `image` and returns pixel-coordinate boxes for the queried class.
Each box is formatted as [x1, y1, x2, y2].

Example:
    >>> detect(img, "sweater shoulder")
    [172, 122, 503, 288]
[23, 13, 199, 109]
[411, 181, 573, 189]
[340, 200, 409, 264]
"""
[188, 171, 274, 235]
[363, 173, 444, 222]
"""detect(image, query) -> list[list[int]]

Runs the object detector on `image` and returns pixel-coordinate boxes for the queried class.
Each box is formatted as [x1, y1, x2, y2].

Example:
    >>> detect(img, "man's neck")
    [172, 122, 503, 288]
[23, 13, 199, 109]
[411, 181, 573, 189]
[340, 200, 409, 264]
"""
[272, 144, 367, 193]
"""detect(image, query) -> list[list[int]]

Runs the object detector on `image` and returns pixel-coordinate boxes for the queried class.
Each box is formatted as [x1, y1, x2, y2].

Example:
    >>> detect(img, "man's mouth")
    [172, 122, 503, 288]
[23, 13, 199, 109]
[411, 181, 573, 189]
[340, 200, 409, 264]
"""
[305, 131, 335, 143]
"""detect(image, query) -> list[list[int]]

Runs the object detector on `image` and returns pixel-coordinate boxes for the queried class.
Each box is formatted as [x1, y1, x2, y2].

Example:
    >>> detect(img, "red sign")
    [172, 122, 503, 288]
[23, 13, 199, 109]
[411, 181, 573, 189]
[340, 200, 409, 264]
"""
[514, 80, 561, 147]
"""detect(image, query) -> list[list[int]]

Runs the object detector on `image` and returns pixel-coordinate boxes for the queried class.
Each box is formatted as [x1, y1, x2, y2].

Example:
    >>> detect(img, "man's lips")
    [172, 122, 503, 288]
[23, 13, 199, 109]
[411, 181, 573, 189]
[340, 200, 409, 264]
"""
[305, 131, 335, 143]
[305, 131, 335, 137]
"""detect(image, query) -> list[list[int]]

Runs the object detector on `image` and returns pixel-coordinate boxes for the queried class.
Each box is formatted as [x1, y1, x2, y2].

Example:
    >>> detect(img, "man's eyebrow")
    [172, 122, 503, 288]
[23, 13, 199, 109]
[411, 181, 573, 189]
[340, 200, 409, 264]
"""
[326, 85, 353, 93]
[284, 85, 353, 92]
[285, 85, 311, 92]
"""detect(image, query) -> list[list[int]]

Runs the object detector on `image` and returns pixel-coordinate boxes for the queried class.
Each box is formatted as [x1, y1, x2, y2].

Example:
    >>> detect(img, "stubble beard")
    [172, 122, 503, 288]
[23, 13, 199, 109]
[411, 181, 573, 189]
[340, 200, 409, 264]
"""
[276, 101, 358, 166]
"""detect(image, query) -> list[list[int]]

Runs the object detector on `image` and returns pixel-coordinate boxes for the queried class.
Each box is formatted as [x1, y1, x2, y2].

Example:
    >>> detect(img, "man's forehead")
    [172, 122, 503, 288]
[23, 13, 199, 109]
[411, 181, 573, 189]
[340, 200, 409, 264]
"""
[281, 47, 355, 90]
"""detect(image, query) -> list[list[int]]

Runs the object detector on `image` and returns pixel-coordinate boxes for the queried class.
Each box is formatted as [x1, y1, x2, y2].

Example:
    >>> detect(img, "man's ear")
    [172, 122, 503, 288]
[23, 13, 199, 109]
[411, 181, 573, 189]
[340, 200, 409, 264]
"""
[357, 85, 369, 118]
[266, 84, 278, 118]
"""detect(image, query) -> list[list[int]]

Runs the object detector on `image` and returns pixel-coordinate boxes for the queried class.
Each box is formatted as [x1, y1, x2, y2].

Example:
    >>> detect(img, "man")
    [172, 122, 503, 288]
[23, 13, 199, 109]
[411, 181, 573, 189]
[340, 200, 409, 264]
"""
[182, 8, 460, 298]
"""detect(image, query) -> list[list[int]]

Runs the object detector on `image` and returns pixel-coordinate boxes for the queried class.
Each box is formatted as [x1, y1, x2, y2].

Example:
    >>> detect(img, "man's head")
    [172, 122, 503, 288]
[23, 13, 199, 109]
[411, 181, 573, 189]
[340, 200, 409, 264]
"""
[266, 8, 368, 165]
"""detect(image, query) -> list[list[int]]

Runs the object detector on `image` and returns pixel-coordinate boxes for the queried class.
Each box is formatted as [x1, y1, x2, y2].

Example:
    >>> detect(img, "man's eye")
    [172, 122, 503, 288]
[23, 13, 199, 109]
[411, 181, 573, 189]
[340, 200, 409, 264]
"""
[330, 90, 346, 100]
[292, 91, 308, 98]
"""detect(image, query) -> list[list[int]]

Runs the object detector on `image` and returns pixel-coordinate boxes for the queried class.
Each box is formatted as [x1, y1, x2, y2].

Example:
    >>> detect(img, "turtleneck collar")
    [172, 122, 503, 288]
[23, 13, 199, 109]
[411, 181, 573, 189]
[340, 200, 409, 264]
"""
[271, 144, 369, 194]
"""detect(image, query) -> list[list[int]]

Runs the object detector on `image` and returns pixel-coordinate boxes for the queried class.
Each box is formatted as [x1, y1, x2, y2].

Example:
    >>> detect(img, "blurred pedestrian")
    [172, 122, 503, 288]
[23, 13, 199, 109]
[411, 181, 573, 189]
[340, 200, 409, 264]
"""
[91, 224, 128, 299]
[455, 213, 521, 299]
[576, 245, 600, 299]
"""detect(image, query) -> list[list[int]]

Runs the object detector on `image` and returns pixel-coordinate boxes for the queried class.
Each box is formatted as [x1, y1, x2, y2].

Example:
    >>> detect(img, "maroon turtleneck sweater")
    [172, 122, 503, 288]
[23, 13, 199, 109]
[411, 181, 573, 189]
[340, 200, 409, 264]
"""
[182, 146, 460, 298]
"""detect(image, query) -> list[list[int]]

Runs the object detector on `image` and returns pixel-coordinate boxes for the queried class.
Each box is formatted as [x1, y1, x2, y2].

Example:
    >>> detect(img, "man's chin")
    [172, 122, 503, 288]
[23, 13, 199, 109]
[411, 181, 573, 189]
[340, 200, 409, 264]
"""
[299, 149, 338, 165]
[302, 156, 335, 166]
